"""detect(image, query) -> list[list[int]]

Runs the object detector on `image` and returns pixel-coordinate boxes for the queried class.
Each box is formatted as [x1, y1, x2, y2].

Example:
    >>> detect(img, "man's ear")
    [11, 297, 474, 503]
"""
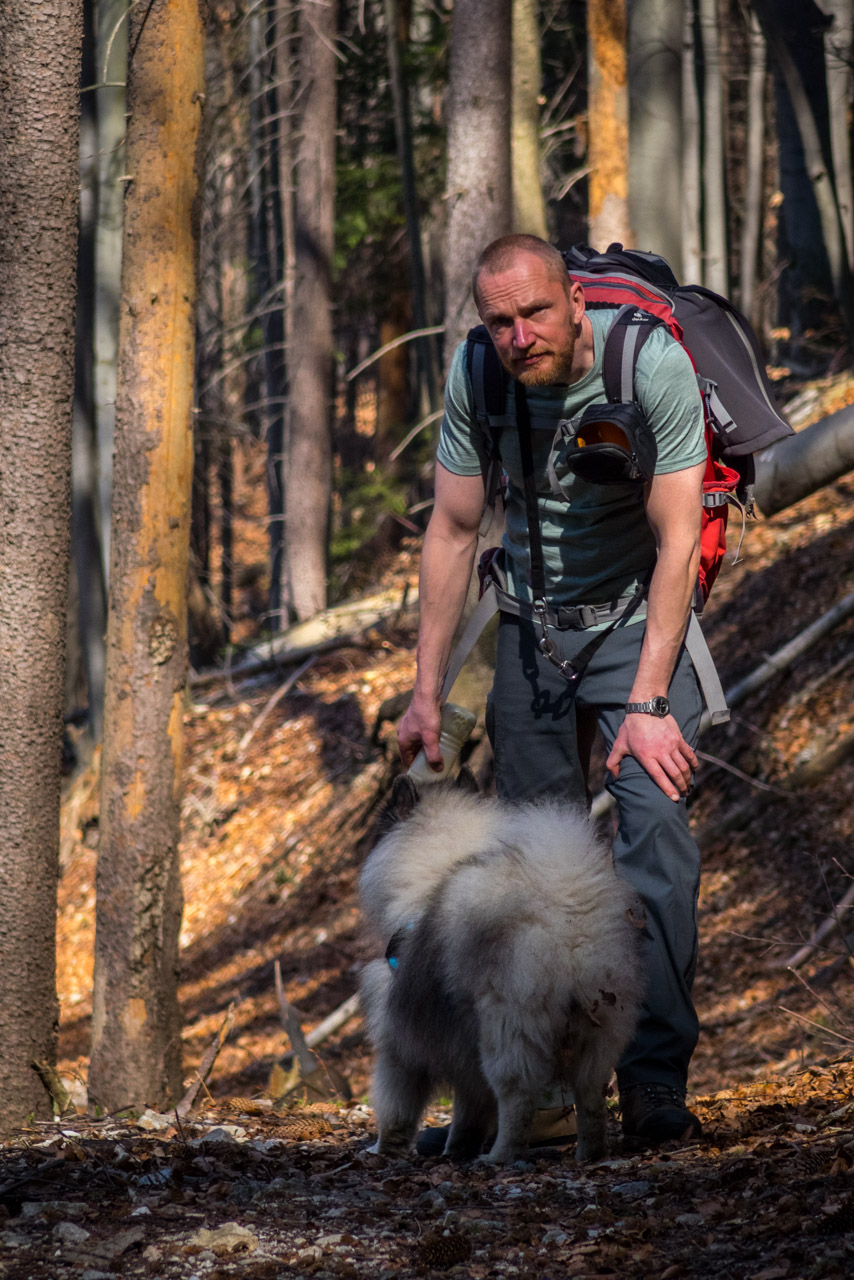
[569, 279, 585, 325]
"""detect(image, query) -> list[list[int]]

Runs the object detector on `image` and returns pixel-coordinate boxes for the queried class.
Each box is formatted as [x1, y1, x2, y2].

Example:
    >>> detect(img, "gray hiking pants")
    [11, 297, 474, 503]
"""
[486, 612, 705, 1095]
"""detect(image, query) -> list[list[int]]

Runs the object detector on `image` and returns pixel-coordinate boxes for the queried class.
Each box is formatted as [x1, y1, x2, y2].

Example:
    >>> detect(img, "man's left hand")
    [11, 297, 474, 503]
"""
[606, 714, 698, 802]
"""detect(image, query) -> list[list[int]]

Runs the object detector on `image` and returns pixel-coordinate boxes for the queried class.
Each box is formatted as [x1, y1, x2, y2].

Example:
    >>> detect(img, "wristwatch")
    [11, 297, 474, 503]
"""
[625, 696, 670, 717]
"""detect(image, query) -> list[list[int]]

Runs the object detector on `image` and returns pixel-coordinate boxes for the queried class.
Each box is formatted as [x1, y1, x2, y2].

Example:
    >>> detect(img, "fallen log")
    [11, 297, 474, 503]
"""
[190, 585, 418, 690]
[754, 401, 854, 517]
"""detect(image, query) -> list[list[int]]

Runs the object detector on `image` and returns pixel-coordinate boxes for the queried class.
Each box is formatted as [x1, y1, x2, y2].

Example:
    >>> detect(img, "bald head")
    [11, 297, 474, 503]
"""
[472, 235, 570, 307]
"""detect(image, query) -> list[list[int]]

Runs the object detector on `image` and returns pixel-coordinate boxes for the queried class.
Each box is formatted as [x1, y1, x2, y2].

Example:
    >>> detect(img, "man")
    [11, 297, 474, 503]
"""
[398, 234, 708, 1148]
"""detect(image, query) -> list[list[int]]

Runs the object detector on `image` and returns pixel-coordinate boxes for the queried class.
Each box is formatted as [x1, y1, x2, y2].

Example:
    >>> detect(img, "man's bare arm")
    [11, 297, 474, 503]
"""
[606, 461, 705, 801]
[397, 463, 486, 769]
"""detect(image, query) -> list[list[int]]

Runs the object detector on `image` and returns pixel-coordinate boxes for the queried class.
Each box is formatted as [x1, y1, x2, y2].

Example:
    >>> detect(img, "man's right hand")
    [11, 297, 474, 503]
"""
[397, 692, 443, 772]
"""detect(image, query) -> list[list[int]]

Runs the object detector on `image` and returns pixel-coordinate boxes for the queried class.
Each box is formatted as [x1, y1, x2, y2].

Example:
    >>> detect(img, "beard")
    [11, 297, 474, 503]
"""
[499, 324, 577, 387]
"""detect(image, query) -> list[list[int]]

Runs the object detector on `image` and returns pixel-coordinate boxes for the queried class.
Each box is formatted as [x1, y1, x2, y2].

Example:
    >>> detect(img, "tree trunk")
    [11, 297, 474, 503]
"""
[248, 6, 288, 629]
[681, 0, 702, 281]
[89, 0, 205, 1113]
[824, 0, 854, 266]
[94, 0, 128, 582]
[754, 405, 854, 516]
[739, 10, 767, 322]
[283, 0, 338, 621]
[587, 0, 633, 251]
[0, 0, 82, 1133]
[74, 0, 108, 743]
[699, 0, 727, 292]
[755, 0, 854, 342]
[512, 0, 547, 238]
[628, 0, 683, 271]
[385, 0, 439, 412]
[443, 0, 512, 370]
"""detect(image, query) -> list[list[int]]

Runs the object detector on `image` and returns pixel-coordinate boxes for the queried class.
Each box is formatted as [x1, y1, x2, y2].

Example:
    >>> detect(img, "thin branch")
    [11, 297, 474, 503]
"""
[346, 326, 445, 381]
[778, 1006, 854, 1044]
[695, 749, 789, 794]
[236, 655, 317, 760]
[389, 410, 444, 461]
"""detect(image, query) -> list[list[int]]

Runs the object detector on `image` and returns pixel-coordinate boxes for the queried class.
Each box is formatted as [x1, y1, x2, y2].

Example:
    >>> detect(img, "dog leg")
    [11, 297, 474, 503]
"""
[570, 1035, 613, 1162]
[370, 1051, 431, 1157]
[572, 1079, 608, 1163]
[481, 1088, 535, 1165]
[444, 1080, 495, 1159]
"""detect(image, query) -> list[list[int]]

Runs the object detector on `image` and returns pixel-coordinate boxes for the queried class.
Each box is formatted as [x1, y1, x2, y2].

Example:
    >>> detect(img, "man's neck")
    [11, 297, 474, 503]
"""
[567, 314, 595, 385]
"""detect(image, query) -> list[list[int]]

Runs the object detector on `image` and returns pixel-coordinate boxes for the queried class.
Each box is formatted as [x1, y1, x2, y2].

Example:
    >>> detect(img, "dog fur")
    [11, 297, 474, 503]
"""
[359, 774, 644, 1163]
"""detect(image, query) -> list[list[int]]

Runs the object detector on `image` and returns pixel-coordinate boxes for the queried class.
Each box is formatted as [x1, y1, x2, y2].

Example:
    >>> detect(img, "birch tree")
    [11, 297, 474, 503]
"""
[739, 9, 767, 321]
[628, 0, 683, 270]
[283, 0, 338, 621]
[0, 0, 82, 1132]
[89, 0, 206, 1112]
[512, 0, 547, 238]
[443, 0, 512, 368]
[699, 0, 727, 292]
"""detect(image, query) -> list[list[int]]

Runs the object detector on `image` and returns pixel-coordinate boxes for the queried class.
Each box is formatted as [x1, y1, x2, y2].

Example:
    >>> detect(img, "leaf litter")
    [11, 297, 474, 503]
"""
[8, 383, 854, 1278]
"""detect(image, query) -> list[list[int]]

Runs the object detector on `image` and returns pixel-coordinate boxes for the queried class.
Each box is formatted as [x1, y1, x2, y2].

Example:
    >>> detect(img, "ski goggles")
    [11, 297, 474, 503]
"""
[549, 401, 658, 492]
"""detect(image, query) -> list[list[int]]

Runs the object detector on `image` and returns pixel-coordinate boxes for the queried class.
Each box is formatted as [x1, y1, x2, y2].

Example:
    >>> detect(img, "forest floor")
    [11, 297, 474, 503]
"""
[3, 375, 854, 1279]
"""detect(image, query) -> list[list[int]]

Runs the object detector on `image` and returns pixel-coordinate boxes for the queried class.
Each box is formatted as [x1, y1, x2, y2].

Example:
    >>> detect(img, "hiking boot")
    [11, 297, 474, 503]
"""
[415, 1106, 577, 1158]
[620, 1082, 702, 1147]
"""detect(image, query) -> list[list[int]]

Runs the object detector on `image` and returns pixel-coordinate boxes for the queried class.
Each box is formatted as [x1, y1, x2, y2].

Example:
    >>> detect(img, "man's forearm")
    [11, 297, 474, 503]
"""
[628, 544, 699, 702]
[413, 521, 479, 703]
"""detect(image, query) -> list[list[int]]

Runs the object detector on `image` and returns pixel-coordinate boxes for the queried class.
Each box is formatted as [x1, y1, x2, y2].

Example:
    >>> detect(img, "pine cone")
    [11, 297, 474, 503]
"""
[276, 1112, 332, 1140]
[415, 1230, 472, 1269]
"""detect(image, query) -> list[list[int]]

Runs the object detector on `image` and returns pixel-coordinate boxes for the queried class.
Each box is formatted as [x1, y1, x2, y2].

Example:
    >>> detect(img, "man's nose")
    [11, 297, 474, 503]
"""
[512, 318, 533, 348]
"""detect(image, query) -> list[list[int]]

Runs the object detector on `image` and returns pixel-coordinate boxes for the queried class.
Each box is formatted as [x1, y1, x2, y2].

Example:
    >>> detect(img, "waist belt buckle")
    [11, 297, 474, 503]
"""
[577, 605, 598, 629]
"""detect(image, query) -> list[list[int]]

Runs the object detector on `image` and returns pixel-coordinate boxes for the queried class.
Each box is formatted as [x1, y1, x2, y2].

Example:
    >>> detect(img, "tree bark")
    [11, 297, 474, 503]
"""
[681, 0, 702, 281]
[628, 0, 683, 271]
[284, 0, 338, 621]
[512, 0, 547, 238]
[699, 0, 727, 292]
[0, 0, 82, 1133]
[384, 0, 438, 412]
[89, 0, 206, 1112]
[824, 0, 854, 265]
[74, 0, 108, 742]
[443, 0, 512, 370]
[739, 10, 767, 322]
[587, 0, 633, 251]
[94, 0, 128, 584]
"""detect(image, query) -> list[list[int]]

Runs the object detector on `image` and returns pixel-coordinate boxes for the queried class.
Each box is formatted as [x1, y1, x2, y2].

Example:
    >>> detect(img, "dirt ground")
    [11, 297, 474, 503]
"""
[3, 379, 854, 1279]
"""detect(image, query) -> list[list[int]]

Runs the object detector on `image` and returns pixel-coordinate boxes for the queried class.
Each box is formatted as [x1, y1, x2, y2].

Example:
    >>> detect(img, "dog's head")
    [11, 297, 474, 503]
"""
[360, 767, 481, 938]
[372, 767, 479, 838]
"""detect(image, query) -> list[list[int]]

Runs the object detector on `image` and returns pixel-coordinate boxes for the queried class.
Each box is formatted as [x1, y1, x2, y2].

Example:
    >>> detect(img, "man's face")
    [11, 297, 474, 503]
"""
[475, 254, 584, 386]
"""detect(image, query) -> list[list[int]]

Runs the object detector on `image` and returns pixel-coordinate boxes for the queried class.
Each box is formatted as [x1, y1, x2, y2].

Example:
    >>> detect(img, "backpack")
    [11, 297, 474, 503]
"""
[466, 242, 795, 608]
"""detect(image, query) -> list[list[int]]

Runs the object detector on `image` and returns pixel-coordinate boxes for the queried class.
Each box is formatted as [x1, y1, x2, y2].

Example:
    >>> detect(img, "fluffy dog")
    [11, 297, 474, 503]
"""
[359, 774, 644, 1164]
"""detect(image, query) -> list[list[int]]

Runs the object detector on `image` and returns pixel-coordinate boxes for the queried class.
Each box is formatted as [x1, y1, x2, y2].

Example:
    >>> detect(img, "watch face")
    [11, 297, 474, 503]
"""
[651, 696, 670, 717]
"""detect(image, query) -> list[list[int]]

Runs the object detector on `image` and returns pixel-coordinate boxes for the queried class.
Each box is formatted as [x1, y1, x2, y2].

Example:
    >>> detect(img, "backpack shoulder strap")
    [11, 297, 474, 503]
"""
[465, 324, 505, 426]
[600, 304, 664, 404]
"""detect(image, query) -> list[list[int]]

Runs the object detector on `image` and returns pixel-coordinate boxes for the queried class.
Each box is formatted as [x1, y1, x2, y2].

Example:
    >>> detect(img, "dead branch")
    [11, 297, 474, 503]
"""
[702, 586, 854, 731]
[32, 1059, 70, 1115]
[191, 585, 418, 690]
[273, 962, 352, 1102]
[176, 1002, 235, 1119]
[780, 879, 854, 971]
[236, 654, 317, 760]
